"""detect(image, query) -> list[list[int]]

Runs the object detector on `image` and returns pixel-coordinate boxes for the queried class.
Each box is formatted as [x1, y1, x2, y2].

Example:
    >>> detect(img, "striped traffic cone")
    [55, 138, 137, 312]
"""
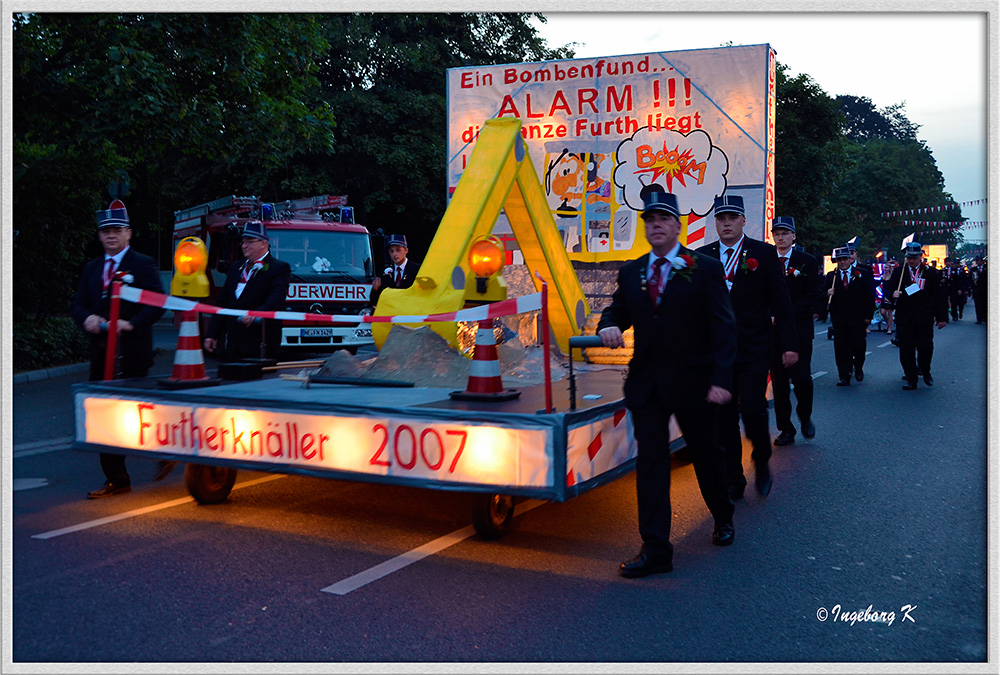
[159, 310, 221, 389]
[450, 319, 520, 401]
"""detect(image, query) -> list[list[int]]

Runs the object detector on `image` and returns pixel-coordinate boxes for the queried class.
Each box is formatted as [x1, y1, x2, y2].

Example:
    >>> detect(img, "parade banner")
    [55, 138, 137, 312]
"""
[447, 45, 776, 261]
[79, 396, 553, 488]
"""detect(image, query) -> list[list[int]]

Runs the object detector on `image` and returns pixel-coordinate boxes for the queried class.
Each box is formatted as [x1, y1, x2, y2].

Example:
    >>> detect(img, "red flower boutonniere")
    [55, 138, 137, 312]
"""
[851, 269, 862, 282]
[671, 253, 697, 282]
[787, 267, 801, 278]
[740, 252, 759, 273]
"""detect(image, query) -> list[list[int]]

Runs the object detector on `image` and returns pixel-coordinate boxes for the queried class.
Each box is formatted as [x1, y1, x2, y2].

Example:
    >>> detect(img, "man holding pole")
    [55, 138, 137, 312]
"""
[71, 200, 165, 497]
[824, 247, 876, 386]
[887, 242, 948, 389]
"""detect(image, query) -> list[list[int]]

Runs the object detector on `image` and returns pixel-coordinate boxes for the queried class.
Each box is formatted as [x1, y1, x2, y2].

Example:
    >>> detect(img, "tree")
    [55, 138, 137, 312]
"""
[301, 13, 573, 253]
[773, 64, 847, 255]
[13, 13, 337, 318]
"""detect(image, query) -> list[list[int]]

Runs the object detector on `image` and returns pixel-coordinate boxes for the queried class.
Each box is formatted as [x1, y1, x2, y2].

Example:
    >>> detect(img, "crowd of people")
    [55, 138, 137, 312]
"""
[598, 189, 985, 578]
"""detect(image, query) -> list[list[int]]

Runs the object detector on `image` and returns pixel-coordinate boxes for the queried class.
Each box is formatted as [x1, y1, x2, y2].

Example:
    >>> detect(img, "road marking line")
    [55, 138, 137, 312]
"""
[877, 341, 894, 348]
[31, 474, 285, 540]
[322, 498, 547, 596]
[815, 330, 827, 336]
[13, 436, 74, 458]
[13, 478, 49, 492]
[812, 371, 827, 379]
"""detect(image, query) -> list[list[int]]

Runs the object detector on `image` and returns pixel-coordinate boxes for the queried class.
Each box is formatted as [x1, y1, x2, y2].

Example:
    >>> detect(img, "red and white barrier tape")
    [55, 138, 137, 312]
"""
[118, 285, 542, 324]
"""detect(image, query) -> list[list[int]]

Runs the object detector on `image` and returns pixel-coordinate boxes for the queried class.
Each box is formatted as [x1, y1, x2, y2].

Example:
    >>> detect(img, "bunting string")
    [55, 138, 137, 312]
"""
[881, 198, 988, 218]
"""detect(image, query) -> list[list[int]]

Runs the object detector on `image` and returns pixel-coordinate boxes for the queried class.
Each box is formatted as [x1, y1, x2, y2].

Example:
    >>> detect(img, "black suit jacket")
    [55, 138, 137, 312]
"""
[207, 252, 292, 359]
[887, 263, 948, 326]
[780, 249, 820, 331]
[824, 266, 876, 329]
[371, 258, 420, 306]
[597, 248, 736, 410]
[71, 247, 165, 376]
[698, 236, 798, 363]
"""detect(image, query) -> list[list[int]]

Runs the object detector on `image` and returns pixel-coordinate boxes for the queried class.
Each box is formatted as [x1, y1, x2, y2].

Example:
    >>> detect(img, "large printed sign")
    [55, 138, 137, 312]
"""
[447, 46, 776, 261]
[79, 396, 553, 488]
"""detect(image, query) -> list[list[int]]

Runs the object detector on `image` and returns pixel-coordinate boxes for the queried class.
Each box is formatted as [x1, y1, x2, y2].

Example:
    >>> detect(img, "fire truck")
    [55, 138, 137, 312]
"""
[172, 194, 377, 353]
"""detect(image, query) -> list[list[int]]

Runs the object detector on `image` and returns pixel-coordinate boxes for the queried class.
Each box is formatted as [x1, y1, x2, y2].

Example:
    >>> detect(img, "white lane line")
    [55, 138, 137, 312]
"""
[877, 341, 894, 348]
[865, 351, 872, 356]
[13, 478, 49, 492]
[31, 474, 286, 540]
[13, 436, 74, 458]
[811, 371, 828, 379]
[815, 330, 827, 336]
[322, 498, 547, 596]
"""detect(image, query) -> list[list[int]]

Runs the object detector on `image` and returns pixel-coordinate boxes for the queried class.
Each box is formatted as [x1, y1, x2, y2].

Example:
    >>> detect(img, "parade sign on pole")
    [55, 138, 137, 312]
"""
[447, 45, 777, 261]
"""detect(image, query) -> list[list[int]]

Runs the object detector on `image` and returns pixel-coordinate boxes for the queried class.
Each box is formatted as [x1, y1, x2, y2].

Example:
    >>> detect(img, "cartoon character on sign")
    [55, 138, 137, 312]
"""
[613, 128, 729, 245]
[585, 153, 612, 208]
[545, 148, 586, 215]
[544, 148, 586, 253]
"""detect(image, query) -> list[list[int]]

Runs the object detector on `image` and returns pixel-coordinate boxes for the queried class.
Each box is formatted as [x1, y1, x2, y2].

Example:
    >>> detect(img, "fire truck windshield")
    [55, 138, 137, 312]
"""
[268, 230, 373, 281]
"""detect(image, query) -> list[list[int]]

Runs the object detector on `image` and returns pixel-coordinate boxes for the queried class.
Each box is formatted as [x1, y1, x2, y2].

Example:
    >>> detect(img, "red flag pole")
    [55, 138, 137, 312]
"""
[103, 276, 122, 381]
[534, 270, 553, 414]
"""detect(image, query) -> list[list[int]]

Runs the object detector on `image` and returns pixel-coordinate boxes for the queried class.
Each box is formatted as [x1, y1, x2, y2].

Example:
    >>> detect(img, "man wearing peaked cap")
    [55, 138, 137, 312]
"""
[71, 199, 166, 498]
[598, 186, 737, 577]
[769, 217, 820, 446]
[371, 233, 420, 306]
[697, 194, 798, 499]
[887, 242, 948, 389]
[205, 220, 291, 361]
[824, 246, 876, 387]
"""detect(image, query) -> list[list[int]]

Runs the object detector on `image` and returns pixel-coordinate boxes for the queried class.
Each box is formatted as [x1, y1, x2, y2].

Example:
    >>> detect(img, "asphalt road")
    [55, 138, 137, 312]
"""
[9, 308, 992, 666]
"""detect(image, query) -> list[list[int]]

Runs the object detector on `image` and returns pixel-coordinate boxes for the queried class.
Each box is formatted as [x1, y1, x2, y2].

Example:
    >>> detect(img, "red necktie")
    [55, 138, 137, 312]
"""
[842, 271, 849, 288]
[103, 257, 114, 289]
[239, 261, 252, 284]
[394, 266, 402, 285]
[648, 258, 667, 304]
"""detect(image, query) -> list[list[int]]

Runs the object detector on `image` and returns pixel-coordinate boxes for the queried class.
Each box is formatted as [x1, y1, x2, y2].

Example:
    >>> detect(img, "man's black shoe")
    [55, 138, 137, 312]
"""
[755, 463, 772, 497]
[152, 460, 178, 482]
[712, 523, 735, 547]
[902, 381, 918, 390]
[836, 379, 851, 386]
[87, 481, 131, 499]
[774, 430, 796, 446]
[923, 374, 934, 386]
[855, 367, 864, 382]
[801, 419, 816, 438]
[619, 553, 673, 578]
[890, 339, 899, 346]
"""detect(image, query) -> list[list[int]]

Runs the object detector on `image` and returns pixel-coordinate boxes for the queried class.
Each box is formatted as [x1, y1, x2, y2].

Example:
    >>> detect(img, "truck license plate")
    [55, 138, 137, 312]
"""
[301, 328, 336, 337]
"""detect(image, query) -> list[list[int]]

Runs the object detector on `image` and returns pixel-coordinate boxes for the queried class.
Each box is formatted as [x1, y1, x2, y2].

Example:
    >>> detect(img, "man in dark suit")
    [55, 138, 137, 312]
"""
[973, 259, 987, 324]
[204, 220, 291, 361]
[943, 259, 971, 321]
[697, 195, 797, 499]
[824, 247, 877, 386]
[597, 188, 737, 578]
[769, 217, 819, 446]
[887, 242, 948, 389]
[370, 234, 419, 306]
[71, 200, 166, 498]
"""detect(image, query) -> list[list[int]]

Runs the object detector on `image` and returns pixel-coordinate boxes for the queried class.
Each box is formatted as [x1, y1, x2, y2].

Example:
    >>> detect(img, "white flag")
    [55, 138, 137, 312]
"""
[900, 233, 915, 250]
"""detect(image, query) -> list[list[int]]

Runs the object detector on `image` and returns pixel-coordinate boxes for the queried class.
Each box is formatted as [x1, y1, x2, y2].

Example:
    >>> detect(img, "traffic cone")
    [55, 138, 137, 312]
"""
[450, 319, 520, 401]
[159, 310, 221, 389]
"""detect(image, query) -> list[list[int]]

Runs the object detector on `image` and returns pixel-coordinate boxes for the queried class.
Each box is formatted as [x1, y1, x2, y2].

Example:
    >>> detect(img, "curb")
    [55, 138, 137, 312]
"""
[13, 362, 90, 385]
